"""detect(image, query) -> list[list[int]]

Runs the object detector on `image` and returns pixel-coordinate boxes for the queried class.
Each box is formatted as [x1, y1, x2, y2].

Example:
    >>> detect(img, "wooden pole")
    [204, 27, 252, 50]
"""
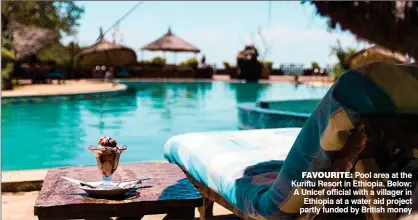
[163, 51, 166, 63]
[141, 50, 144, 61]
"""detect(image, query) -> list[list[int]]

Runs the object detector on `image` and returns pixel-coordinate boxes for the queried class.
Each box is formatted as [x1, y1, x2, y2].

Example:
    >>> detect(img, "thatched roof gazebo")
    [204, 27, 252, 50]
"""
[140, 28, 200, 63]
[309, 1, 418, 60]
[74, 30, 137, 68]
[348, 45, 409, 68]
[7, 21, 59, 61]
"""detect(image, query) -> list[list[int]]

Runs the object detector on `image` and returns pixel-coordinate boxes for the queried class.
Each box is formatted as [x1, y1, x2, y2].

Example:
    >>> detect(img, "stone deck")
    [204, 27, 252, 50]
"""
[2, 80, 127, 98]
[2, 191, 237, 220]
[2, 169, 47, 192]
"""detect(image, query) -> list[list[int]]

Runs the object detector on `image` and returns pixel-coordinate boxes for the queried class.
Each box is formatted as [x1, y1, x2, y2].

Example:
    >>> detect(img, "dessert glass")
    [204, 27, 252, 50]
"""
[88, 138, 127, 182]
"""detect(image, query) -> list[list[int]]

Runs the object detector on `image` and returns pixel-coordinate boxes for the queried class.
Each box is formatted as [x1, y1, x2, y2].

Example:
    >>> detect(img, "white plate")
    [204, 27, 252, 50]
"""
[62, 176, 149, 197]
[80, 184, 135, 197]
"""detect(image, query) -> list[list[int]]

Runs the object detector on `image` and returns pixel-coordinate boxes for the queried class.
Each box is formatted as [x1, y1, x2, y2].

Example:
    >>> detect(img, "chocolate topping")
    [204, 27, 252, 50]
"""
[98, 136, 117, 148]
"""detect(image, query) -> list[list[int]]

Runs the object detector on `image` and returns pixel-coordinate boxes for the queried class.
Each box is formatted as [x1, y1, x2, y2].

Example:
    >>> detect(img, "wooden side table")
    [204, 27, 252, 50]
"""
[34, 162, 203, 219]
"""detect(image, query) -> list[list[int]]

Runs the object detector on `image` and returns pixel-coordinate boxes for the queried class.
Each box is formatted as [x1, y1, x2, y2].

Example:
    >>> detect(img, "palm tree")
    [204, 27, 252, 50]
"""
[330, 40, 357, 78]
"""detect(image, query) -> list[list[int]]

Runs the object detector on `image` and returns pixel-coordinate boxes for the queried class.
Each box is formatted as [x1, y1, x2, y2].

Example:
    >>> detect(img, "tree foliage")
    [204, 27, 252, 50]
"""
[1, 1, 84, 36]
[1, 46, 15, 90]
[330, 40, 357, 78]
[179, 57, 198, 68]
[308, 1, 418, 59]
[38, 42, 82, 65]
[223, 61, 231, 69]
[1, 2, 84, 89]
[311, 62, 320, 70]
[150, 56, 166, 66]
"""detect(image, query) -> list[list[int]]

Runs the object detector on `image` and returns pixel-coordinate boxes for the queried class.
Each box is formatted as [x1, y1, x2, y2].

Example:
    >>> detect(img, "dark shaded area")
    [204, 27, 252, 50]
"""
[13, 56, 66, 84]
[158, 178, 197, 200]
[1, 13, 8, 31]
[309, 1, 418, 59]
[236, 45, 262, 82]
[193, 215, 240, 220]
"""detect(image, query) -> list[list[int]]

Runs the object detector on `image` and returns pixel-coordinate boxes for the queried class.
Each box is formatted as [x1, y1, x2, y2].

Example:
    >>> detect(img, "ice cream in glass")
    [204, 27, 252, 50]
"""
[88, 136, 127, 182]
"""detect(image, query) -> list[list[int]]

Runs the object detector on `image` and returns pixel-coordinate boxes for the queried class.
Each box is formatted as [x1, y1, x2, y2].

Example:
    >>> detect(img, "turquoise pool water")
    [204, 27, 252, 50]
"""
[1, 81, 330, 171]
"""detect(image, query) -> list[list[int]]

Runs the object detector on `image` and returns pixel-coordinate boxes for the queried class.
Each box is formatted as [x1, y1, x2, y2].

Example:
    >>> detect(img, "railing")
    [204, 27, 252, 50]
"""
[279, 64, 304, 75]
[279, 64, 333, 76]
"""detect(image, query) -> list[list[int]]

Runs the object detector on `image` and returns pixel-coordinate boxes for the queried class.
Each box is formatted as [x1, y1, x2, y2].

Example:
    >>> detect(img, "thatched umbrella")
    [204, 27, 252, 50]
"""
[236, 45, 262, 82]
[7, 21, 59, 61]
[141, 28, 200, 63]
[348, 45, 409, 68]
[237, 45, 259, 60]
[74, 30, 137, 68]
[309, 1, 418, 59]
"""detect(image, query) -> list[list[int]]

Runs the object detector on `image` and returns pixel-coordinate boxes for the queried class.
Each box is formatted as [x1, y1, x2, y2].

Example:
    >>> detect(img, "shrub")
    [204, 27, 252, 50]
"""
[1, 63, 14, 90]
[2, 47, 15, 61]
[311, 61, 320, 70]
[330, 41, 357, 79]
[137, 60, 151, 65]
[260, 60, 273, 69]
[179, 57, 198, 68]
[1, 46, 15, 90]
[223, 61, 231, 69]
[331, 63, 344, 79]
[150, 56, 166, 66]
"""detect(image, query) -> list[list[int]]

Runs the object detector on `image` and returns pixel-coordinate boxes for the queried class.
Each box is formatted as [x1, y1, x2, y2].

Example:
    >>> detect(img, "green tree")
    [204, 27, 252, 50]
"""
[1, 47, 15, 90]
[223, 61, 231, 69]
[38, 42, 82, 65]
[330, 40, 357, 78]
[311, 62, 320, 70]
[2, 1, 84, 36]
[1, 2, 84, 89]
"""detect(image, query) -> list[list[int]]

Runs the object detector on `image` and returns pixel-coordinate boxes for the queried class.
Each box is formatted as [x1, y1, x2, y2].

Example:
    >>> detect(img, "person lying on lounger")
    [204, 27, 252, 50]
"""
[164, 62, 418, 219]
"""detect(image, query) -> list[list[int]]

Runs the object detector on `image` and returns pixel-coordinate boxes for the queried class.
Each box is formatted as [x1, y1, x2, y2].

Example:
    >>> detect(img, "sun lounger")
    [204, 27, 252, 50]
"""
[164, 62, 418, 219]
[164, 128, 300, 219]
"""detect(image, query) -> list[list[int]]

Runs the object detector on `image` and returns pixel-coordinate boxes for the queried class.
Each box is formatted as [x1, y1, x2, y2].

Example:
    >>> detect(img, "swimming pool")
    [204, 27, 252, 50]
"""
[238, 99, 322, 129]
[1, 81, 330, 171]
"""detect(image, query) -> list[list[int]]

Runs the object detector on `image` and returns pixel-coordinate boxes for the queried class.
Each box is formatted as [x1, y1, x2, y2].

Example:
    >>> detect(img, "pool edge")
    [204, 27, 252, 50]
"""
[1, 83, 128, 104]
[238, 102, 311, 129]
